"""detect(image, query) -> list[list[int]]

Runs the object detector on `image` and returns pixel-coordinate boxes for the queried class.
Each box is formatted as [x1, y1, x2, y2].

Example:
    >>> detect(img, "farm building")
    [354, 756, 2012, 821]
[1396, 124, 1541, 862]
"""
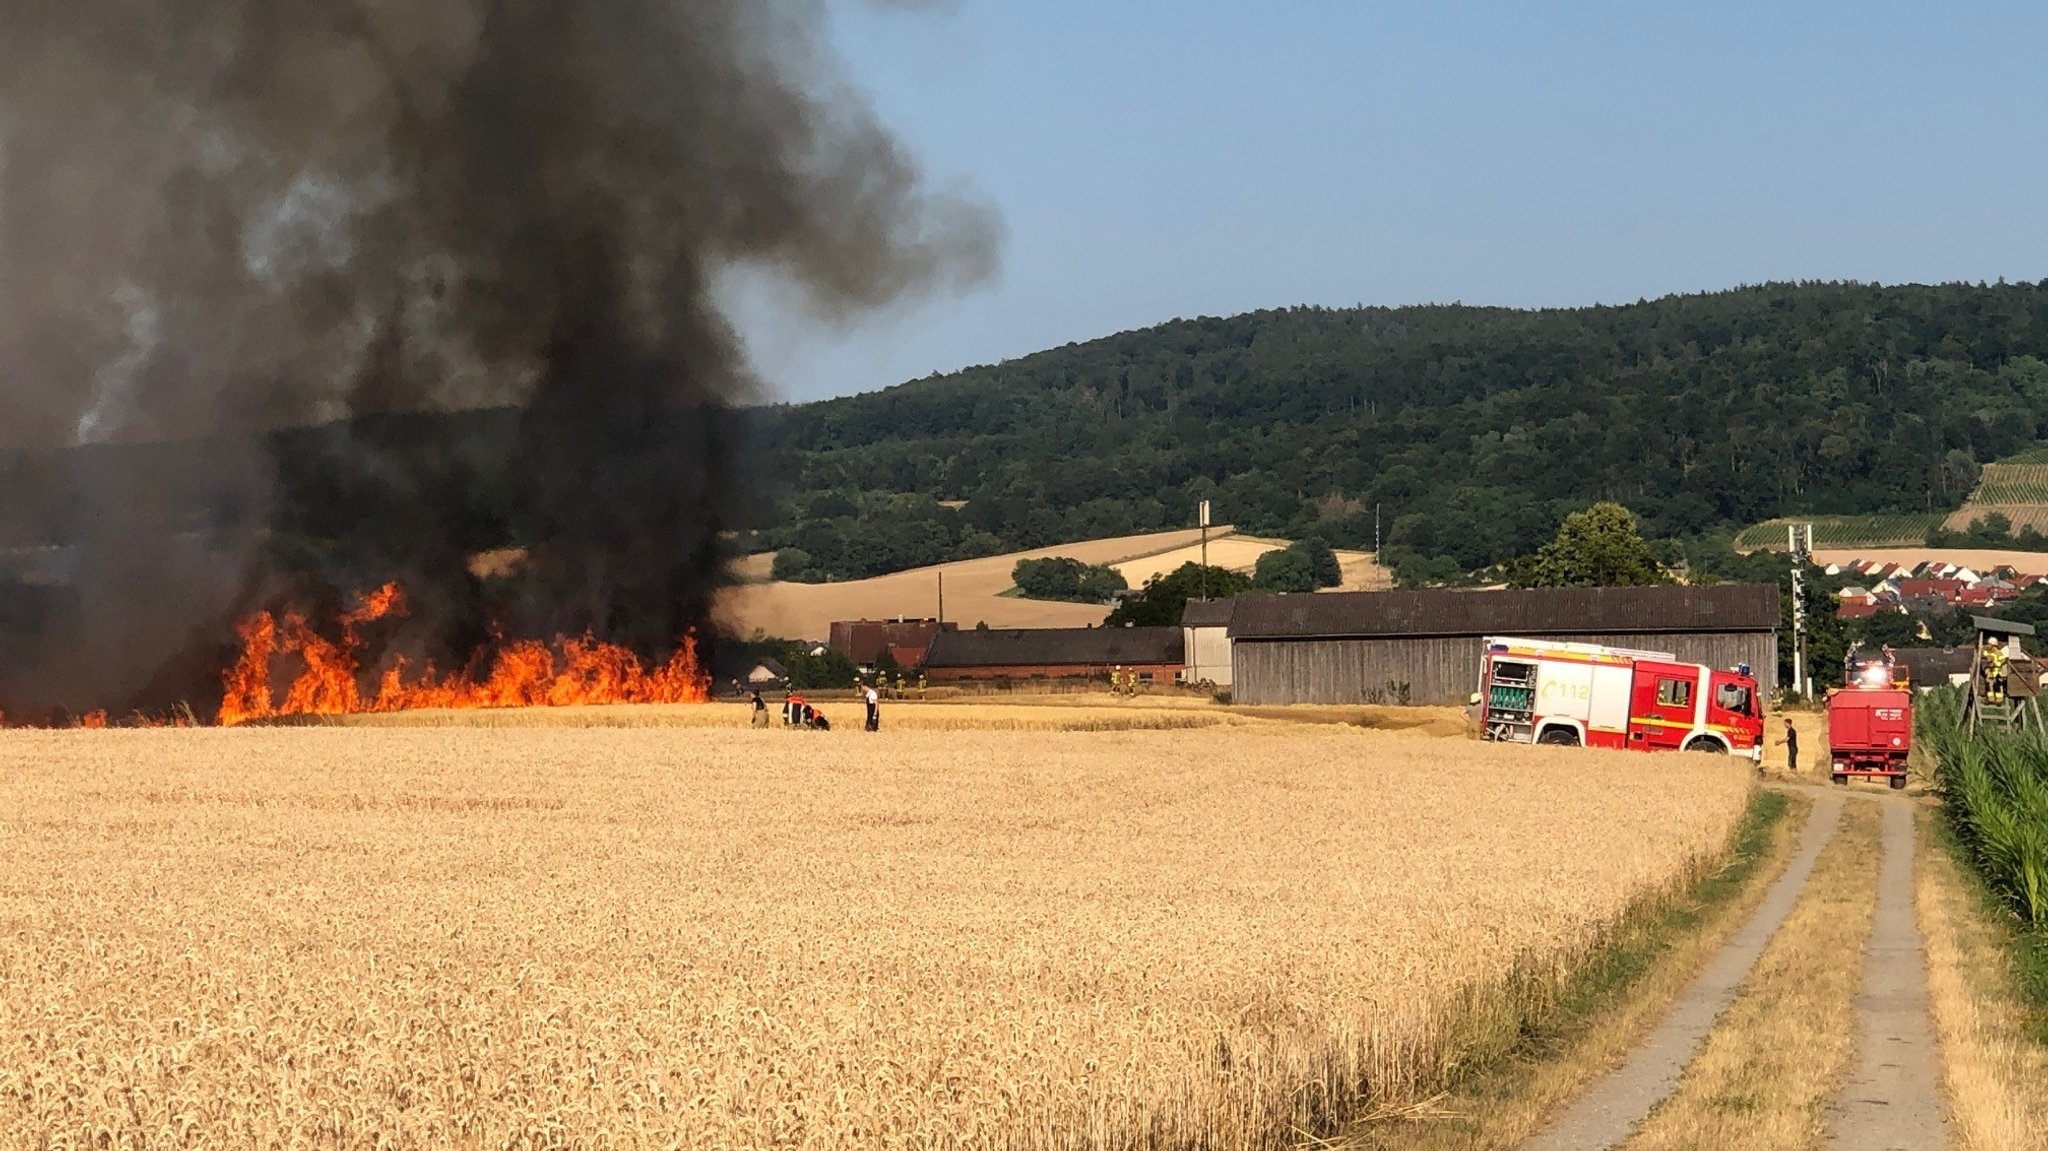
[1230, 585, 1780, 706]
[828, 618, 956, 669]
[1180, 599, 1235, 686]
[1891, 647, 1974, 688]
[923, 627, 1184, 685]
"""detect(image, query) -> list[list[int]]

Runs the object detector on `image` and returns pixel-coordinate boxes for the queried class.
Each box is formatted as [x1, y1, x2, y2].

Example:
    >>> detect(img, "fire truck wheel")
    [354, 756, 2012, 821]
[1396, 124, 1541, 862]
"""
[1888, 775, 1908, 790]
[1536, 728, 1579, 747]
[1683, 736, 1727, 754]
[1831, 773, 1848, 786]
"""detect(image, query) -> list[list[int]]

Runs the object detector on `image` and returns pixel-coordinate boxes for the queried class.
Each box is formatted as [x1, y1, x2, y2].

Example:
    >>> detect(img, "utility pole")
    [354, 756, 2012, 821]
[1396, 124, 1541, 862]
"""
[1198, 500, 1211, 600]
[937, 570, 944, 625]
[1788, 523, 1812, 698]
[1374, 502, 1382, 557]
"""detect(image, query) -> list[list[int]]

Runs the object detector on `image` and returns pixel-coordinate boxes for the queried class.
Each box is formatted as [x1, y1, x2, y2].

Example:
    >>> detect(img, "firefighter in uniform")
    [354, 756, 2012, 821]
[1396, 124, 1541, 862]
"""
[1984, 638, 2010, 704]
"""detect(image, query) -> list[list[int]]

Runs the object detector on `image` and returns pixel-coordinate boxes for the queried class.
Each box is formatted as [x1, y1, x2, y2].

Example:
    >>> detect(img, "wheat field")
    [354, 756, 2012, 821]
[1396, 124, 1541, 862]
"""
[0, 724, 1750, 1149]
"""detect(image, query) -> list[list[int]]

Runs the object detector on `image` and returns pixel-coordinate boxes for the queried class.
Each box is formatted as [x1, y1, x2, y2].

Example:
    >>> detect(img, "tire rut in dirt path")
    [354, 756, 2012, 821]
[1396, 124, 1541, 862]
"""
[1519, 792, 1845, 1151]
[1827, 799, 1950, 1150]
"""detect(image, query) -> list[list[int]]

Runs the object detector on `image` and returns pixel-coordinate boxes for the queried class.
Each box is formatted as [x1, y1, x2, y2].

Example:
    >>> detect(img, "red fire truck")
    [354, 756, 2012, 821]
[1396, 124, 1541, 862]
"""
[1476, 636, 1766, 759]
[1827, 653, 1911, 789]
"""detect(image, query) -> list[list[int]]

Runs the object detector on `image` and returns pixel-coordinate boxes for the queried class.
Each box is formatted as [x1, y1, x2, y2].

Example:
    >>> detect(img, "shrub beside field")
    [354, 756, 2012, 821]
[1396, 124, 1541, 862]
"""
[0, 726, 1752, 1148]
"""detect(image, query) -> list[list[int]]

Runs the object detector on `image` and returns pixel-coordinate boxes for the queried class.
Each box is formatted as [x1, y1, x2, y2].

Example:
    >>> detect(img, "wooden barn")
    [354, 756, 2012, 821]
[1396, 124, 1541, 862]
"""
[1180, 599, 1236, 687]
[1230, 585, 1780, 706]
[923, 627, 1184, 685]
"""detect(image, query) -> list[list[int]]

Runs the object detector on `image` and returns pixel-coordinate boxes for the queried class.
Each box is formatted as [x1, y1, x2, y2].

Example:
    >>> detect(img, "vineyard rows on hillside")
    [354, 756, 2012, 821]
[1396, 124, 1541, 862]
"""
[1734, 515, 1945, 551]
[1964, 463, 2048, 505]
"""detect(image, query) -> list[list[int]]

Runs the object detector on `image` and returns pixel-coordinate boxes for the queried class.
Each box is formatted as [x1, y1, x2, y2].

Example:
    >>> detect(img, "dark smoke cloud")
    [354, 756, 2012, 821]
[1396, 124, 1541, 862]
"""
[0, 0, 998, 715]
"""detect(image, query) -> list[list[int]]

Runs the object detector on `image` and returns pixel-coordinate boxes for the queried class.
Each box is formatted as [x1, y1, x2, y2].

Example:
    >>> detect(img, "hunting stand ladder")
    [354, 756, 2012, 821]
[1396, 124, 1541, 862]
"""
[1963, 615, 2044, 733]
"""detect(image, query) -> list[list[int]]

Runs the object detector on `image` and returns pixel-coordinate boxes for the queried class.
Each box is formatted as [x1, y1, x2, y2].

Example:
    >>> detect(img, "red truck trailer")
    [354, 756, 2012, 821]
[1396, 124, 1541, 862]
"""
[1476, 636, 1766, 759]
[1827, 678, 1911, 789]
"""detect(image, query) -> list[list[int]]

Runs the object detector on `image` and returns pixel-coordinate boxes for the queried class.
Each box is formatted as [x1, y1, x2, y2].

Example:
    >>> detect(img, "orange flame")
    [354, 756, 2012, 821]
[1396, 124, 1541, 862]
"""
[217, 582, 709, 726]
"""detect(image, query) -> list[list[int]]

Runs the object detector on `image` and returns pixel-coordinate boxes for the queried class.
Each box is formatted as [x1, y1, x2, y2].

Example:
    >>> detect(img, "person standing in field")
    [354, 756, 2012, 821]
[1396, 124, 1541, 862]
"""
[750, 690, 769, 728]
[865, 682, 881, 732]
[1783, 717, 1798, 774]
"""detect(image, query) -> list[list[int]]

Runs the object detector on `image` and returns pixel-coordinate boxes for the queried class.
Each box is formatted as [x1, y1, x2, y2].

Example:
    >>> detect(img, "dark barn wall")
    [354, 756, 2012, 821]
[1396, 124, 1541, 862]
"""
[1232, 632, 1778, 706]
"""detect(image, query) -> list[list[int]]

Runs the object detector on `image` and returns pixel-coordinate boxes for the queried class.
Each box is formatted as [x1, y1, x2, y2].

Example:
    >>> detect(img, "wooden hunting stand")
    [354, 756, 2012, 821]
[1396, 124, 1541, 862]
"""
[1963, 615, 2043, 733]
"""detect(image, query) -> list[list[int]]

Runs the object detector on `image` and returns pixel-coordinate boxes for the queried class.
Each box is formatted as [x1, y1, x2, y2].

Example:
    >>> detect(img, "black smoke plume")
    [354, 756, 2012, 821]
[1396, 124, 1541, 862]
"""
[0, 0, 997, 717]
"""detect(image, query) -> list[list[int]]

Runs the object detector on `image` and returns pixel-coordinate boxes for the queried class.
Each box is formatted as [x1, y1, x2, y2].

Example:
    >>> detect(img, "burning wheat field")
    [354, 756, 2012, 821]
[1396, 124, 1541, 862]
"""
[0, 723, 1753, 1149]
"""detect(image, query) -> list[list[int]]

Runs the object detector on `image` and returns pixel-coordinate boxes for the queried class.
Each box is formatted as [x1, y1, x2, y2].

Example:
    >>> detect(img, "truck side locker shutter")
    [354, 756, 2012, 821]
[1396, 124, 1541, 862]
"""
[1589, 663, 1631, 735]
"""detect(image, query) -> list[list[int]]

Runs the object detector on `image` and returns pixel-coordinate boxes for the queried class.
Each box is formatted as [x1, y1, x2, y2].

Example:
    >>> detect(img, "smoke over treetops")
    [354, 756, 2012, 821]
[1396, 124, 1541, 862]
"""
[0, 0, 998, 718]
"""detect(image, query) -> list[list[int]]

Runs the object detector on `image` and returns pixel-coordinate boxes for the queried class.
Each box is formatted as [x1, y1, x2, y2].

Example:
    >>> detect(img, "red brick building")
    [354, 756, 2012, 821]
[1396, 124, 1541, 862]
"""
[828, 618, 956, 669]
[922, 627, 1185, 684]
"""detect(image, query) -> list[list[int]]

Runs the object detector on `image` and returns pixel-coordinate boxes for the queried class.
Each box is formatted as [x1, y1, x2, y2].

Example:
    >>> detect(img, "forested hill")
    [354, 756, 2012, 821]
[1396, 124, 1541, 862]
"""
[760, 282, 2048, 582]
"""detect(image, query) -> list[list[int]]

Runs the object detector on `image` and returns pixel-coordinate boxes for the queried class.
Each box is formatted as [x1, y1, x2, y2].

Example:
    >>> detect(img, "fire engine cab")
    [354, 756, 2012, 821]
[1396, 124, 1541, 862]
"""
[1476, 636, 1766, 760]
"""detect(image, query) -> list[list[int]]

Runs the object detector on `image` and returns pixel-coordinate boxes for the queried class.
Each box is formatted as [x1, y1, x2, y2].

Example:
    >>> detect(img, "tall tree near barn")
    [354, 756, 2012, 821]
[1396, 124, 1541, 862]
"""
[1513, 503, 1671, 588]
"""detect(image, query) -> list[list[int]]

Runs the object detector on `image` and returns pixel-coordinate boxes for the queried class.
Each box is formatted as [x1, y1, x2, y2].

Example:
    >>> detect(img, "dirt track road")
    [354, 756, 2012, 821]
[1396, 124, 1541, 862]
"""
[1519, 793, 1844, 1150]
[1828, 801, 1949, 1149]
[1520, 787, 1950, 1150]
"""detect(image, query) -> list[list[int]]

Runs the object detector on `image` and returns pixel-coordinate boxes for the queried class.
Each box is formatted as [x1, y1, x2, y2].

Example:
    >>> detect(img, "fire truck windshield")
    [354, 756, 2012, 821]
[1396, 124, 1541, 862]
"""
[1714, 681, 1753, 716]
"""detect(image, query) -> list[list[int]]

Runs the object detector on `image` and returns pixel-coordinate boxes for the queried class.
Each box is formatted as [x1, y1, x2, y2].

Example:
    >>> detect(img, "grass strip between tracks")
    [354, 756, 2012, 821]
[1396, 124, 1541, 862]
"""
[1618, 797, 1882, 1151]
[1344, 787, 1799, 1151]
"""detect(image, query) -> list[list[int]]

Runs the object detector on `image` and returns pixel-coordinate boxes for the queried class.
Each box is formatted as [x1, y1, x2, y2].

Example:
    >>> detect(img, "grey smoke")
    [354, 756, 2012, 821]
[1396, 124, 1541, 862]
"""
[0, 0, 998, 715]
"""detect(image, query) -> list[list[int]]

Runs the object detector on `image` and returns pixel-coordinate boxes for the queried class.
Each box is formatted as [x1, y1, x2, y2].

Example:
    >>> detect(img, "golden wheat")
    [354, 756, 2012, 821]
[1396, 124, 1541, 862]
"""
[0, 724, 1750, 1149]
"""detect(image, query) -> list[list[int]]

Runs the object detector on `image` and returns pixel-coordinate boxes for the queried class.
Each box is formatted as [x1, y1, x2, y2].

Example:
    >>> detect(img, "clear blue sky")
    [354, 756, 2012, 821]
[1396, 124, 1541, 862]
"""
[737, 1, 2048, 403]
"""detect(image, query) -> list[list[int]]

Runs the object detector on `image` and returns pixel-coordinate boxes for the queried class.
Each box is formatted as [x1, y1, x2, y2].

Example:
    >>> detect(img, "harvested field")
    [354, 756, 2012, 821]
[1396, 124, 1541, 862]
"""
[1108, 537, 1391, 592]
[720, 527, 1391, 640]
[719, 526, 1220, 638]
[0, 726, 1751, 1149]
[1942, 502, 2048, 533]
[1811, 546, 2048, 576]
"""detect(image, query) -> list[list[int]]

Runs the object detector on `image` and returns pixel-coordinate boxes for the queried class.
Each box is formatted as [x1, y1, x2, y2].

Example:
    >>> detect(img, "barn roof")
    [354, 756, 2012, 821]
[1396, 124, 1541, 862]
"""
[923, 627, 1184, 668]
[1891, 646, 1974, 681]
[1229, 584, 1779, 641]
[1180, 598, 1237, 628]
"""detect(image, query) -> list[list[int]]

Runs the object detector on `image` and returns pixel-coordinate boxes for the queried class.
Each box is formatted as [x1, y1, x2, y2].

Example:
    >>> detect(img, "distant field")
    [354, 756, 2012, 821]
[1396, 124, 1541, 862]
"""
[722, 528, 1392, 639]
[1110, 535, 1286, 585]
[721, 527, 1216, 638]
[1113, 536, 1393, 591]
[1734, 515, 1945, 551]
[1941, 503, 2048, 533]
[1810, 547, 2048, 575]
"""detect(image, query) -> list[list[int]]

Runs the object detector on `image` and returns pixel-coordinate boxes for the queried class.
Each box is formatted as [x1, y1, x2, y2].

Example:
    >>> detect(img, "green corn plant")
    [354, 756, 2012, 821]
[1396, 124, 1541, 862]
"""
[1918, 686, 2048, 935]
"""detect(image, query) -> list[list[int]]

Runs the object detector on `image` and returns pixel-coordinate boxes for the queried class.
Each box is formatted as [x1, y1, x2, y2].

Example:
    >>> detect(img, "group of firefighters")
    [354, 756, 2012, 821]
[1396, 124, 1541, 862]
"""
[746, 681, 890, 733]
[741, 664, 1153, 729]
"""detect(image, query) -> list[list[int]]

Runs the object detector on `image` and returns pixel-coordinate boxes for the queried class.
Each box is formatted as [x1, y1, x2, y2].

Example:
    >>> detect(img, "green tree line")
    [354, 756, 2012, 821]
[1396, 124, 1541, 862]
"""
[759, 281, 2048, 583]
